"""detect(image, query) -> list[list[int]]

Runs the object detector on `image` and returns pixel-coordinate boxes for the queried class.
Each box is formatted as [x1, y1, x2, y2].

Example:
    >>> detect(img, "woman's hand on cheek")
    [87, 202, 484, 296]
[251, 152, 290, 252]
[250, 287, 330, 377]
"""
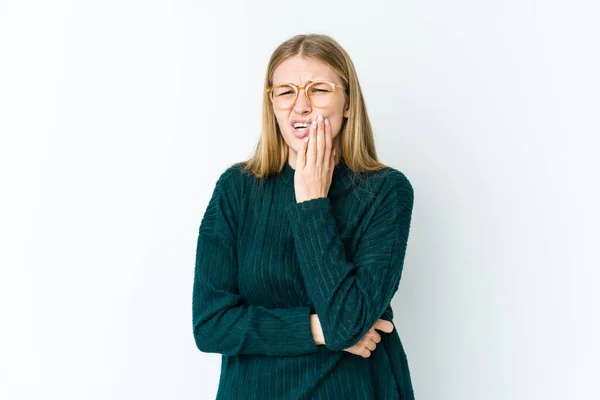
[294, 114, 336, 203]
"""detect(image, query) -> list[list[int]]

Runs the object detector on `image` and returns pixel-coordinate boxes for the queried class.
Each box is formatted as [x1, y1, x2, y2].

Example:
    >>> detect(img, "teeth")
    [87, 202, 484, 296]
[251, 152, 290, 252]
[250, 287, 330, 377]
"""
[294, 123, 309, 129]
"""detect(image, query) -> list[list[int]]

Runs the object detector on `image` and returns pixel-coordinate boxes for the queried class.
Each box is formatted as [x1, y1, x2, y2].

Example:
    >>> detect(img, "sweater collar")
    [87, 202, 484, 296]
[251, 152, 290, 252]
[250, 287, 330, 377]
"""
[280, 158, 353, 192]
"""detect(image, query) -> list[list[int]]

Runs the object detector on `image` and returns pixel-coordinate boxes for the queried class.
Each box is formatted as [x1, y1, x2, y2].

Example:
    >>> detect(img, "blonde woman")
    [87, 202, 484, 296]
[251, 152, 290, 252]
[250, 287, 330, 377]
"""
[192, 33, 415, 399]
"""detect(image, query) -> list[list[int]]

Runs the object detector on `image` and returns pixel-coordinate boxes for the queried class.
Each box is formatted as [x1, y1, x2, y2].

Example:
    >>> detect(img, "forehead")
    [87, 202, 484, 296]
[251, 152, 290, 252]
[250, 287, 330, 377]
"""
[272, 55, 339, 85]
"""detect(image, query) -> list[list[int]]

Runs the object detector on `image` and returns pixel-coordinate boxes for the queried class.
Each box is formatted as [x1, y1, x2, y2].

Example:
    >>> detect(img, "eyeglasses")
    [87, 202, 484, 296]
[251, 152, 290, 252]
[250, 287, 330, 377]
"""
[266, 80, 347, 110]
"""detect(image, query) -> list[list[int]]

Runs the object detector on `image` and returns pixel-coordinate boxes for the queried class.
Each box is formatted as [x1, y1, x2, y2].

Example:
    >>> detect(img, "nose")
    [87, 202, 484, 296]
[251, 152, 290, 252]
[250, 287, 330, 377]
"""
[292, 89, 312, 115]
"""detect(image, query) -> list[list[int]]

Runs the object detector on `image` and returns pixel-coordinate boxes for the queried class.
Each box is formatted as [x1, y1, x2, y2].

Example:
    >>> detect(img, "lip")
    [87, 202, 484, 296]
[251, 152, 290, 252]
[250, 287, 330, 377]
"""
[291, 126, 310, 139]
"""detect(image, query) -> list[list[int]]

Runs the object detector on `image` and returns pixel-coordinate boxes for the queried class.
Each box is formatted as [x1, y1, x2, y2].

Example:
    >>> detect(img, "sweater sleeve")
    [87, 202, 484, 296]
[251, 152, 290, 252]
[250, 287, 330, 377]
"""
[285, 173, 414, 352]
[192, 166, 320, 356]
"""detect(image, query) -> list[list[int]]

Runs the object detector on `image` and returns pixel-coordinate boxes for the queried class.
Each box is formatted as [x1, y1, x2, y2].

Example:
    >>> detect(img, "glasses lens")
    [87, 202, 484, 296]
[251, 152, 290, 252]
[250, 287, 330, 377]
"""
[270, 82, 336, 109]
[308, 82, 335, 107]
[271, 84, 297, 109]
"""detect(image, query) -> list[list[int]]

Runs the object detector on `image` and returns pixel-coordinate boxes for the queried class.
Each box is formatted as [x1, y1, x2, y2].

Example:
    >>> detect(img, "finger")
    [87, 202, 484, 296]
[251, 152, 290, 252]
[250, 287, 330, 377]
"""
[316, 114, 325, 168]
[306, 117, 317, 168]
[331, 148, 336, 170]
[365, 340, 376, 351]
[374, 319, 394, 333]
[370, 331, 381, 343]
[323, 116, 332, 169]
[297, 137, 308, 169]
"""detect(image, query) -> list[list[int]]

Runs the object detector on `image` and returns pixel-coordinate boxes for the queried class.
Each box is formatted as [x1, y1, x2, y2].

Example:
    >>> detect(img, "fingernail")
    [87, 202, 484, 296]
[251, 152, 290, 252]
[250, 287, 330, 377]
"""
[312, 120, 317, 128]
[318, 114, 323, 122]
[333, 148, 336, 156]
[304, 137, 309, 143]
[324, 118, 329, 126]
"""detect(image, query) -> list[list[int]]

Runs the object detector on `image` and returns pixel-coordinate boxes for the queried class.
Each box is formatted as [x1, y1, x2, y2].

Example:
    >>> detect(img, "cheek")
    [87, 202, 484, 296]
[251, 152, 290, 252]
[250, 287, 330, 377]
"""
[328, 115, 344, 137]
[274, 112, 288, 132]
[330, 103, 346, 135]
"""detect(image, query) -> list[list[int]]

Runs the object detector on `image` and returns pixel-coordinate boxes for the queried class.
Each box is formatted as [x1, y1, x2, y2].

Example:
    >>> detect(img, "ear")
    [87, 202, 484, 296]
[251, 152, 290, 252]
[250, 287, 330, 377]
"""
[343, 102, 350, 118]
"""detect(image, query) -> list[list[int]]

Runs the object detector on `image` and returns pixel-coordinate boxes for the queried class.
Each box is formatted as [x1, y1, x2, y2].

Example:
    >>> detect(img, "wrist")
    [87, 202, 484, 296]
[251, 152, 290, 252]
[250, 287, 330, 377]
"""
[310, 313, 325, 345]
[296, 194, 328, 204]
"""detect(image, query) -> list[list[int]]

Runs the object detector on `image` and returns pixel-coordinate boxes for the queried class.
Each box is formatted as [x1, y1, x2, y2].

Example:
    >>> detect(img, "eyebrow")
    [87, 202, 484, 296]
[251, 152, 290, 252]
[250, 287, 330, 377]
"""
[274, 80, 320, 86]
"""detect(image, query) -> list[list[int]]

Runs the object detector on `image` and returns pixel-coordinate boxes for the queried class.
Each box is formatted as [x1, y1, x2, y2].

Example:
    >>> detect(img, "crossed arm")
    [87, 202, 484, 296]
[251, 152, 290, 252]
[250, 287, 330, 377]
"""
[192, 169, 413, 356]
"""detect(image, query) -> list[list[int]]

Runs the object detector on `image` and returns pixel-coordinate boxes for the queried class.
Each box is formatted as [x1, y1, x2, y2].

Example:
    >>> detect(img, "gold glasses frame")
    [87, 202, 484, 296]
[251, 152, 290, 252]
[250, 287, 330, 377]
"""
[266, 80, 347, 110]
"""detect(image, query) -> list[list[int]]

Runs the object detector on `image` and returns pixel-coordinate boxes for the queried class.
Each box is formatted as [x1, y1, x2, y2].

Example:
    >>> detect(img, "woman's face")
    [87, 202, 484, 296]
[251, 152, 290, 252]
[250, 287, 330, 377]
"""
[271, 55, 349, 167]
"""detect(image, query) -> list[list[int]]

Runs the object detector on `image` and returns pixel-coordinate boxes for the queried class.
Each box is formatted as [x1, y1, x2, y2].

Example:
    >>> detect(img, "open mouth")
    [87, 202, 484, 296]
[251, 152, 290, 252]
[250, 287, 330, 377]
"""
[291, 121, 311, 137]
[293, 123, 310, 134]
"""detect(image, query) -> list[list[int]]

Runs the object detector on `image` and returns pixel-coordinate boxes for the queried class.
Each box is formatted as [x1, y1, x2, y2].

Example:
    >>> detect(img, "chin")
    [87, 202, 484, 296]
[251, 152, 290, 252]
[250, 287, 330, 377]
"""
[281, 135, 298, 150]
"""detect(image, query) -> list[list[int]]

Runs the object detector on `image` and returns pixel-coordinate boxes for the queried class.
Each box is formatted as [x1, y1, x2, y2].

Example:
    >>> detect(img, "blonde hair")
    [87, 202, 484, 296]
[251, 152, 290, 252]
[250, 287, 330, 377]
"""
[240, 33, 389, 181]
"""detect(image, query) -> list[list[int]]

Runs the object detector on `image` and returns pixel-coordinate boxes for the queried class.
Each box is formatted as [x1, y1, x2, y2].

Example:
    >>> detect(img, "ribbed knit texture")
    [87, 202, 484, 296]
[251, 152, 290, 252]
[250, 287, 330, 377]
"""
[192, 158, 415, 400]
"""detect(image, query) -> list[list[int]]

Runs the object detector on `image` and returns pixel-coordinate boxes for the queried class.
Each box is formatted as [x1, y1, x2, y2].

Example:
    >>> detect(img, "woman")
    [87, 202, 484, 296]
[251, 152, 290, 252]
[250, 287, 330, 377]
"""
[192, 33, 415, 399]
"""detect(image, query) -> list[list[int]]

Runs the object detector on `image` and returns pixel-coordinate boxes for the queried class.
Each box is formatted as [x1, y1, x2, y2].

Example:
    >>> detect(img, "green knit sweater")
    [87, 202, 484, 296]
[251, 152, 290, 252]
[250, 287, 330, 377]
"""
[192, 158, 415, 400]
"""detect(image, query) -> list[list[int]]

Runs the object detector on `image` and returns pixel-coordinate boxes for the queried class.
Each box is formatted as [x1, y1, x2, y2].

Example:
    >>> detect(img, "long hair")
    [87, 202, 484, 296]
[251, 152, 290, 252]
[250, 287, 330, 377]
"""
[241, 33, 389, 180]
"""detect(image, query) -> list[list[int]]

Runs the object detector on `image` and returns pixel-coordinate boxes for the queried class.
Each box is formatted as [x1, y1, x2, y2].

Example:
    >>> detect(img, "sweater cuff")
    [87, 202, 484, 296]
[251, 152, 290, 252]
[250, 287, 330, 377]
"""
[285, 197, 333, 234]
[281, 305, 321, 353]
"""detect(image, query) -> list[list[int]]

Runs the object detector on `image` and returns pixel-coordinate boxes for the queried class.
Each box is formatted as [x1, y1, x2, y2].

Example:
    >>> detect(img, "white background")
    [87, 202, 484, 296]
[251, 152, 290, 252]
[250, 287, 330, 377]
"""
[1, 1, 598, 399]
